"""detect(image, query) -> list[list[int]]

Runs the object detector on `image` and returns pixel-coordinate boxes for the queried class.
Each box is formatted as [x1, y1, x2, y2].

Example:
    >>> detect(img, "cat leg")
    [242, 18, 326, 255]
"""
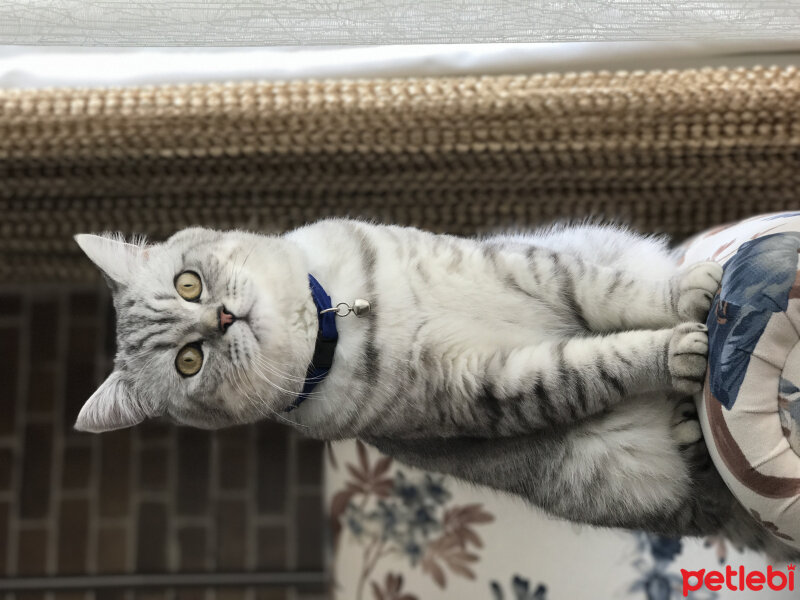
[371, 420, 799, 558]
[502, 246, 722, 331]
[474, 322, 708, 436]
[368, 398, 702, 533]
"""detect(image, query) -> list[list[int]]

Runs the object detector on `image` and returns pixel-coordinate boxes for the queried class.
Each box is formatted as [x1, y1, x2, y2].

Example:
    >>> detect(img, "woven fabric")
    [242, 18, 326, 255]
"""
[1, 66, 800, 282]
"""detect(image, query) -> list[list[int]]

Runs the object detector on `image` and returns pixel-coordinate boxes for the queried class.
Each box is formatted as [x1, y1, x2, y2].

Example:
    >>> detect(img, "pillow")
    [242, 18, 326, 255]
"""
[681, 211, 800, 551]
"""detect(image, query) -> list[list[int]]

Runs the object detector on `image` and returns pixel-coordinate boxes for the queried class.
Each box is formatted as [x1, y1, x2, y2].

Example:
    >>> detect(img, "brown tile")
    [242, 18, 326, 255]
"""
[0, 327, 19, 435]
[99, 429, 131, 518]
[134, 592, 169, 600]
[256, 423, 289, 515]
[136, 501, 167, 573]
[254, 590, 287, 600]
[57, 498, 89, 574]
[215, 499, 247, 570]
[139, 445, 168, 491]
[97, 526, 127, 574]
[62, 444, 92, 490]
[29, 299, 59, 362]
[296, 438, 323, 487]
[67, 324, 98, 362]
[50, 592, 90, 600]
[138, 419, 172, 441]
[0, 501, 9, 576]
[95, 591, 126, 600]
[63, 362, 97, 434]
[15, 593, 47, 600]
[295, 590, 326, 600]
[295, 493, 323, 570]
[177, 428, 211, 516]
[217, 427, 250, 490]
[0, 447, 12, 490]
[17, 527, 48, 576]
[175, 590, 208, 600]
[177, 526, 207, 571]
[69, 291, 100, 318]
[256, 525, 287, 570]
[0, 295, 21, 316]
[63, 321, 100, 432]
[19, 422, 53, 518]
[27, 365, 56, 414]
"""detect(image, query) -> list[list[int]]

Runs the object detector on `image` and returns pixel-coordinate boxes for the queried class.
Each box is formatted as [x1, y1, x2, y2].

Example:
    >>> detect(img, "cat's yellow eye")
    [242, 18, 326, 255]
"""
[175, 271, 202, 301]
[176, 344, 203, 377]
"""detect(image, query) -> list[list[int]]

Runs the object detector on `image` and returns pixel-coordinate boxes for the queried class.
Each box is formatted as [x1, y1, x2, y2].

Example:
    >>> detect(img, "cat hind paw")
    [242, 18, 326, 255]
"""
[671, 399, 702, 446]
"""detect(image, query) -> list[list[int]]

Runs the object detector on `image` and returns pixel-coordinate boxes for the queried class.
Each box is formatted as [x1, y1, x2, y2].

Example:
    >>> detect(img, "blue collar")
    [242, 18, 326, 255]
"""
[285, 274, 339, 412]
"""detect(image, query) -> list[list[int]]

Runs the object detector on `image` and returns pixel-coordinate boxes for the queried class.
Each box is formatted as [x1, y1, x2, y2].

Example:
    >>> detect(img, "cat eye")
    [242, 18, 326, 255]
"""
[176, 344, 203, 377]
[175, 271, 202, 301]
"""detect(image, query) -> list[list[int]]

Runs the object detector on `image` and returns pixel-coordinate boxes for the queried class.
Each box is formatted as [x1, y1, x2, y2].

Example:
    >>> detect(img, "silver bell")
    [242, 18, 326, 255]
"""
[352, 298, 371, 316]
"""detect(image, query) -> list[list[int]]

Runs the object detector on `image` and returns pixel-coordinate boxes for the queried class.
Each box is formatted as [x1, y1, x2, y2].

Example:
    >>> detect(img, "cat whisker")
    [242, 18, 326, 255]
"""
[246, 358, 322, 401]
[231, 360, 312, 428]
[251, 355, 313, 384]
[233, 372, 292, 427]
[229, 366, 285, 425]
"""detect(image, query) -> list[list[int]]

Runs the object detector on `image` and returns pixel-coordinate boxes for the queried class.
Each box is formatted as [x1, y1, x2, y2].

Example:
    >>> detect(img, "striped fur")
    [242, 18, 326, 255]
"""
[73, 219, 796, 559]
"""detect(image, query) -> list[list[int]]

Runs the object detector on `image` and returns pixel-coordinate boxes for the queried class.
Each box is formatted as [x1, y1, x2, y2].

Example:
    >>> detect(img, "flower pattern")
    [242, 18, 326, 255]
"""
[630, 534, 717, 600]
[329, 440, 494, 600]
[370, 573, 418, 600]
[490, 576, 548, 600]
[329, 439, 782, 599]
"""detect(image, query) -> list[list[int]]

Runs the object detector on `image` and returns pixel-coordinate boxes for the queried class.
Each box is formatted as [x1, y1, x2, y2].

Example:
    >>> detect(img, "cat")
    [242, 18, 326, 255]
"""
[73, 219, 797, 559]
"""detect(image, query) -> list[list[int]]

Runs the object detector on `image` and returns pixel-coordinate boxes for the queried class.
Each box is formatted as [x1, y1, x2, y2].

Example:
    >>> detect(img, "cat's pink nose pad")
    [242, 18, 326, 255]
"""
[218, 306, 236, 333]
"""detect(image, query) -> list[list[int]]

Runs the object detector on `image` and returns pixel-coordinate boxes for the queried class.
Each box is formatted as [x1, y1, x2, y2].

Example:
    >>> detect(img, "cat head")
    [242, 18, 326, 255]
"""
[74, 228, 316, 432]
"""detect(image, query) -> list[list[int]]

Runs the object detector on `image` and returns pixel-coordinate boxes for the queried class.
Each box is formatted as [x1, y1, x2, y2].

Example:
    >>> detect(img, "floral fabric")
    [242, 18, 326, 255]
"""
[326, 440, 793, 599]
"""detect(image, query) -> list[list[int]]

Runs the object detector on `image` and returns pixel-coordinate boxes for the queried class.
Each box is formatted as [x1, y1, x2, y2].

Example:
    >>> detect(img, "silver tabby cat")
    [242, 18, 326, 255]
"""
[74, 219, 797, 559]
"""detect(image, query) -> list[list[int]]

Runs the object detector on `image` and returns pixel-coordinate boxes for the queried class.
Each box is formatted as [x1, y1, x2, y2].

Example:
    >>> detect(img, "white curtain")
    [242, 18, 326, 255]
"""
[0, 1, 799, 46]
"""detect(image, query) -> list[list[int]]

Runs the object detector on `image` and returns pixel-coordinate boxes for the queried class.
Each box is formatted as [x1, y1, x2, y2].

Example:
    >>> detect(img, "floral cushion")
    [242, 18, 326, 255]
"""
[325, 440, 787, 599]
[680, 211, 800, 552]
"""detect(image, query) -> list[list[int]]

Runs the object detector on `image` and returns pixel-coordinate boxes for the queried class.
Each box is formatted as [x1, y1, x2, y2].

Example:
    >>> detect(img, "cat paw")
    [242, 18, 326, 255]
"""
[671, 398, 712, 468]
[671, 399, 702, 446]
[675, 261, 723, 323]
[668, 322, 709, 394]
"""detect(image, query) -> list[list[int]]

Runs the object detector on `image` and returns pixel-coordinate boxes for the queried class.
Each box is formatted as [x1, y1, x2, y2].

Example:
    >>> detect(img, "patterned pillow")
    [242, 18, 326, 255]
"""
[681, 211, 800, 551]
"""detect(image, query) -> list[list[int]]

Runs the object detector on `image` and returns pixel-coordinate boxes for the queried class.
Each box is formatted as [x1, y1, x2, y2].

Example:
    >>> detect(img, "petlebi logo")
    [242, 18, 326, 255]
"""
[681, 564, 795, 596]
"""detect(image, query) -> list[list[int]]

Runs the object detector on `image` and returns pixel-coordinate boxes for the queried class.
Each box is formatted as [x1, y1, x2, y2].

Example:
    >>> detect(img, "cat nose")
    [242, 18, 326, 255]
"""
[218, 305, 236, 334]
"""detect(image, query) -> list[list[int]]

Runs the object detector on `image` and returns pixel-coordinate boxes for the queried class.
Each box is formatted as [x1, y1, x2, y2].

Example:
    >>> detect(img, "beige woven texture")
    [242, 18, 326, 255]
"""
[1, 66, 799, 281]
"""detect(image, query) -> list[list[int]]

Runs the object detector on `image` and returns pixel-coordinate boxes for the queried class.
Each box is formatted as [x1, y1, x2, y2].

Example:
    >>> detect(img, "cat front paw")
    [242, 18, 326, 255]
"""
[675, 261, 723, 323]
[668, 322, 709, 394]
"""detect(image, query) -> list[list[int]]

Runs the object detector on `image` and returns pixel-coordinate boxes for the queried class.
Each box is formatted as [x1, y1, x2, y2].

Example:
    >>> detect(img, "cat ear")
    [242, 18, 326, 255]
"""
[74, 371, 147, 433]
[74, 233, 147, 287]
